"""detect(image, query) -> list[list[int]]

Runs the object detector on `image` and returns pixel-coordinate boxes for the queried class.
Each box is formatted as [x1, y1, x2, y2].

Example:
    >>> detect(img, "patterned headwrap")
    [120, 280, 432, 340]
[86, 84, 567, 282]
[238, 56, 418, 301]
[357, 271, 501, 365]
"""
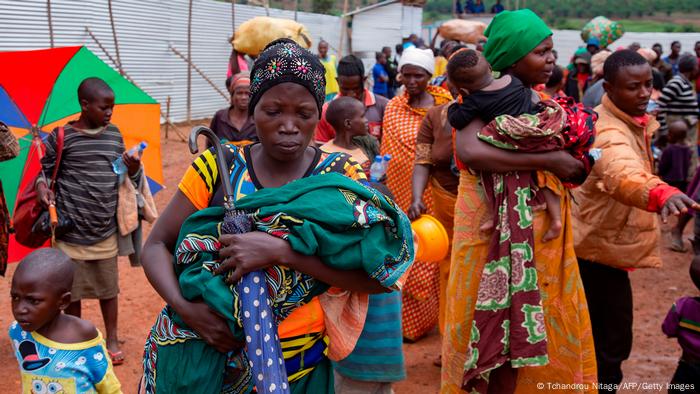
[249, 38, 326, 117]
[231, 72, 251, 89]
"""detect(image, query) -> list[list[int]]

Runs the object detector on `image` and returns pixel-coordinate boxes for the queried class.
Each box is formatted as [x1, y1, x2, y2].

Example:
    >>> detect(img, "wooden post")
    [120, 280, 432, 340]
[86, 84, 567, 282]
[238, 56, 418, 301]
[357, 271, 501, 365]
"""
[169, 45, 230, 100]
[338, 0, 349, 57]
[86, 27, 182, 140]
[165, 96, 171, 140]
[231, 0, 235, 32]
[186, 0, 193, 123]
[47, 0, 54, 48]
[108, 0, 123, 75]
[85, 27, 121, 70]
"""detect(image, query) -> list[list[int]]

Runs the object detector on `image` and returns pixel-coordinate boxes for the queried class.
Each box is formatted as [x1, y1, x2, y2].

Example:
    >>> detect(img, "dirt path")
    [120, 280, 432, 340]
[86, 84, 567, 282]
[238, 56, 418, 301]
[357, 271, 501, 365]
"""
[0, 124, 694, 393]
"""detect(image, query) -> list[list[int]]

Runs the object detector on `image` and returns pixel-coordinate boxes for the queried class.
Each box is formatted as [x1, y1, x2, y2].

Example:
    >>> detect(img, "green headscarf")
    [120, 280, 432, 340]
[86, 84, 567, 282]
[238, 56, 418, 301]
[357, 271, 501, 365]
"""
[483, 9, 552, 72]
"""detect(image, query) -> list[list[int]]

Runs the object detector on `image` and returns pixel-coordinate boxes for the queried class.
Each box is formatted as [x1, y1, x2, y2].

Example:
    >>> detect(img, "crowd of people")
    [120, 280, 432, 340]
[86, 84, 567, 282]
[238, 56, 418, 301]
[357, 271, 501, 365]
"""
[3, 7, 700, 394]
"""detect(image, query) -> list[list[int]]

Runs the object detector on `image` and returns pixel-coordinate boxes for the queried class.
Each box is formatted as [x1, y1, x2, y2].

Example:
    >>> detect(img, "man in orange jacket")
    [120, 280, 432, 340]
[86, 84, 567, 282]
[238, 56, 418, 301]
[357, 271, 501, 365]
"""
[572, 50, 700, 392]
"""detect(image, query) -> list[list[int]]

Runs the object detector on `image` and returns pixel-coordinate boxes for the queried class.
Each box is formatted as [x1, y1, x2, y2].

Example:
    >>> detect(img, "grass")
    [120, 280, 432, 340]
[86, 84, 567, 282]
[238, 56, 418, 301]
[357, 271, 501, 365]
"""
[551, 18, 700, 33]
[423, 13, 700, 33]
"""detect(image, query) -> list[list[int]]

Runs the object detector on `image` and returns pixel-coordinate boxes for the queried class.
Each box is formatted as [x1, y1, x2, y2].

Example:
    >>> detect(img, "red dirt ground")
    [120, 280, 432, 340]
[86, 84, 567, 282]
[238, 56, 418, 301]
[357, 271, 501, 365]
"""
[0, 124, 695, 393]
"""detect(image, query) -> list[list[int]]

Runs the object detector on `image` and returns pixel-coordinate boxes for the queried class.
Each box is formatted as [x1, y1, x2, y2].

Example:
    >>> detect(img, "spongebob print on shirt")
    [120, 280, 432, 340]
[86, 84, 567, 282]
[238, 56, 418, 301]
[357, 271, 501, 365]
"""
[9, 322, 121, 394]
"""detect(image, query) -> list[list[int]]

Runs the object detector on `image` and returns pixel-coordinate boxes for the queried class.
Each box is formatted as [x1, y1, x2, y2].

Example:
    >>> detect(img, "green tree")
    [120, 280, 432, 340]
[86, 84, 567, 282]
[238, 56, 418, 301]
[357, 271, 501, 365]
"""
[312, 0, 335, 13]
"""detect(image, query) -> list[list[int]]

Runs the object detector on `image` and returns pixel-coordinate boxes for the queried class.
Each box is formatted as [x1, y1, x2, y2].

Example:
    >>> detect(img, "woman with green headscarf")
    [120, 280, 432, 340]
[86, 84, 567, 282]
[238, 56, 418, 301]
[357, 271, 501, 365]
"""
[441, 9, 597, 394]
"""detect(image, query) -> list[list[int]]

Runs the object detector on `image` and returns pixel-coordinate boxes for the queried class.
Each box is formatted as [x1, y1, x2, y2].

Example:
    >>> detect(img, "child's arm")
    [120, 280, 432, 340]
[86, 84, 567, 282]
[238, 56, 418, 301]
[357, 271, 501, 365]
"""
[662, 300, 682, 338]
[447, 99, 479, 131]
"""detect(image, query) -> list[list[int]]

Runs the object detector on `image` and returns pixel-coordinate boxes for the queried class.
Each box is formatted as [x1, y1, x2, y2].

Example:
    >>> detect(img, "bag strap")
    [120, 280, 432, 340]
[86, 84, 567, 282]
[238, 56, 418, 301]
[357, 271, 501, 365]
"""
[49, 126, 64, 192]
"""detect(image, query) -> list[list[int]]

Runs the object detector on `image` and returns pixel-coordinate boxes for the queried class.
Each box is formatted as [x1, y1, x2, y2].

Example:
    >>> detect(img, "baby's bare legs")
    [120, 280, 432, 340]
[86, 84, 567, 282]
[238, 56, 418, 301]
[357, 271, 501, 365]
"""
[541, 188, 562, 242]
[480, 212, 495, 232]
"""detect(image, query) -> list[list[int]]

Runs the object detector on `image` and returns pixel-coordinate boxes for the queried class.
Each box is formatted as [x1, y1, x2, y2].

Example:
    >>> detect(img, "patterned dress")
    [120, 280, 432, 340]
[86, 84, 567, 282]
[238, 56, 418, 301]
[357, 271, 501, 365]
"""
[380, 85, 452, 341]
[141, 143, 367, 394]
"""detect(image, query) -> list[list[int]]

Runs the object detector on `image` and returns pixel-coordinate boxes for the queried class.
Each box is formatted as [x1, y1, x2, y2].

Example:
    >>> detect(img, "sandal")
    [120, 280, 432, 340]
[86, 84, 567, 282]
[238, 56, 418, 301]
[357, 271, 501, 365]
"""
[108, 350, 125, 366]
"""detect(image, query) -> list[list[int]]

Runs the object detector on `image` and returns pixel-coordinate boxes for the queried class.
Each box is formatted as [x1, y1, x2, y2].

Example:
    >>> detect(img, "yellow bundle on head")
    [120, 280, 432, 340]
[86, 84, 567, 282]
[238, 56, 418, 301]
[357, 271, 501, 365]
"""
[232, 17, 312, 56]
[437, 19, 487, 44]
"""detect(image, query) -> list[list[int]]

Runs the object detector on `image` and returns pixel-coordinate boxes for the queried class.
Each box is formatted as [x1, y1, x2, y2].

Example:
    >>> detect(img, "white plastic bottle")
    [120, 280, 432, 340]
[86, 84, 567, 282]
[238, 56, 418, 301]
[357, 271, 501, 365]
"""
[113, 141, 147, 175]
[369, 155, 384, 182]
[381, 154, 392, 175]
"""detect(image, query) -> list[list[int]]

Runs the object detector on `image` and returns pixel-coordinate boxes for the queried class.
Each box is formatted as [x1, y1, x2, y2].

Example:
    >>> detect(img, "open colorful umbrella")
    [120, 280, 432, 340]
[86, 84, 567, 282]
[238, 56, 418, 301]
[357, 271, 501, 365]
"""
[0, 46, 163, 262]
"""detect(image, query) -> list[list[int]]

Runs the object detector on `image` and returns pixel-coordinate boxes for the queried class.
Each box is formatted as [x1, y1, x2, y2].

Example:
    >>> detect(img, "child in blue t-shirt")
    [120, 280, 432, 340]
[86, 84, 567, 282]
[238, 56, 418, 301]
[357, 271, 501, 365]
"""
[9, 248, 121, 394]
[372, 51, 389, 98]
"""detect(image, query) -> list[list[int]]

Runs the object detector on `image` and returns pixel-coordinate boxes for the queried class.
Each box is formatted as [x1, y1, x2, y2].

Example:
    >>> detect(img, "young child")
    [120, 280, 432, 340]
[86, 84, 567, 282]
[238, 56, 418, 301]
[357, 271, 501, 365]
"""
[446, 48, 562, 241]
[659, 120, 692, 193]
[662, 255, 700, 390]
[36, 77, 141, 365]
[542, 65, 565, 100]
[320, 96, 379, 177]
[372, 51, 389, 98]
[10, 248, 121, 393]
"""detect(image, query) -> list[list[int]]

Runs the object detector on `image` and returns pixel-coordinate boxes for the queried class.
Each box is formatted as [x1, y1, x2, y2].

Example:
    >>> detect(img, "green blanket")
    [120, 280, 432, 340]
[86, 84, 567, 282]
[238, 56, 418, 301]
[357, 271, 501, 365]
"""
[235, 172, 413, 288]
[142, 173, 414, 394]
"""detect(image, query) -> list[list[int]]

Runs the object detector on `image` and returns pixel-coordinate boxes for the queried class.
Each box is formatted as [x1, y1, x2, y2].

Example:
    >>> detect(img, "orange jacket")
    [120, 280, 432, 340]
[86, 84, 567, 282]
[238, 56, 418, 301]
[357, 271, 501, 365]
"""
[572, 94, 664, 269]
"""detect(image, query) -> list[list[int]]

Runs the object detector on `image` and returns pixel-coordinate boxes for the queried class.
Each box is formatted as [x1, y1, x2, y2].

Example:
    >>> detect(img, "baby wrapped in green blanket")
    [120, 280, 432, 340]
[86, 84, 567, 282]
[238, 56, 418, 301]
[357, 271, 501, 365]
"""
[142, 173, 414, 393]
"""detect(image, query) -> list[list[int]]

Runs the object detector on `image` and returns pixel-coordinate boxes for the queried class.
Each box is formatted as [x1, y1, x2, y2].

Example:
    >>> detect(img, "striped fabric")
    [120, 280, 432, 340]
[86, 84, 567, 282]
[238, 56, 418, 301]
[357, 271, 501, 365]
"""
[380, 86, 452, 341]
[658, 75, 699, 133]
[41, 124, 130, 245]
[333, 291, 405, 382]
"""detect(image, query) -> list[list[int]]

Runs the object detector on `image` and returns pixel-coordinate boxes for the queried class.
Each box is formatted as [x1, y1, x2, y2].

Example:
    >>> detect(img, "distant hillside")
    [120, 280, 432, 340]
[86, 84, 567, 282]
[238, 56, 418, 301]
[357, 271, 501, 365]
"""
[424, 0, 700, 32]
[425, 0, 700, 19]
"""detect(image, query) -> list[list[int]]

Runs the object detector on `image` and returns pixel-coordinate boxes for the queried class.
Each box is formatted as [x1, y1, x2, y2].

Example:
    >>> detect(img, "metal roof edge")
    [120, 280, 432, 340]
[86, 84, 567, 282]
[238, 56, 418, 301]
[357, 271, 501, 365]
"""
[343, 0, 400, 17]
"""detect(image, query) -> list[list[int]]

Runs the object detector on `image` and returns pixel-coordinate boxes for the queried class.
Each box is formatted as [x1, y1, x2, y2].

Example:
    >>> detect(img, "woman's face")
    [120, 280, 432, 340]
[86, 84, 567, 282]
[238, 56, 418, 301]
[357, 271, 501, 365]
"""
[230, 84, 250, 111]
[253, 82, 318, 161]
[509, 36, 556, 87]
[401, 64, 431, 97]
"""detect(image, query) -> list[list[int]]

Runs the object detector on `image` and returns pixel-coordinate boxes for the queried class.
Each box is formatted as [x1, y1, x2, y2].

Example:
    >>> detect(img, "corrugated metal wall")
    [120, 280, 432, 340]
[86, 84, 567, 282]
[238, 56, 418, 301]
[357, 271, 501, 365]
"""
[401, 5, 422, 38]
[351, 3, 423, 79]
[352, 3, 403, 54]
[0, 0, 345, 122]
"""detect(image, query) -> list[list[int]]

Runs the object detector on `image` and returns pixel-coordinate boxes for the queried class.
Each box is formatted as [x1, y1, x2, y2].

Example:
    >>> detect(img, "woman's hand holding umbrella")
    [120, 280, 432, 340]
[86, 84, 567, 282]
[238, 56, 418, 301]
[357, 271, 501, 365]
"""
[215, 232, 289, 285]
